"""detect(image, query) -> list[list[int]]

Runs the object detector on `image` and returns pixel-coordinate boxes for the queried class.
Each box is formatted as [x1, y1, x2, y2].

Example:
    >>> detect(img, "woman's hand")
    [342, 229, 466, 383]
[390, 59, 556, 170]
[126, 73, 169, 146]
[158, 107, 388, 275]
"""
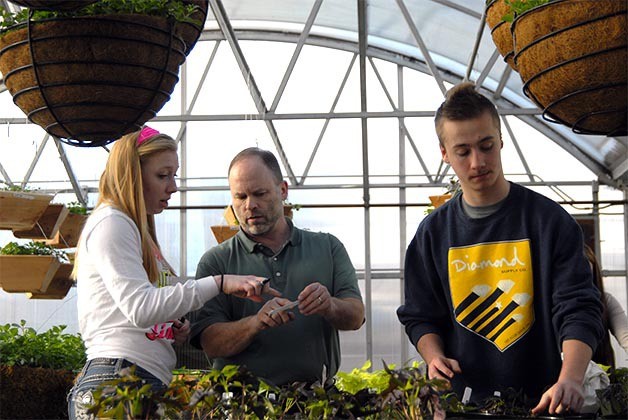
[172, 317, 190, 345]
[219, 275, 281, 302]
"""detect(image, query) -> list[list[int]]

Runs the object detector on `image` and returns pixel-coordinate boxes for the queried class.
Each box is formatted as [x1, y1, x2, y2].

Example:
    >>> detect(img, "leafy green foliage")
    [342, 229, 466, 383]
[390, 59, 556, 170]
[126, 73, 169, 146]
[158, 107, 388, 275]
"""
[502, 0, 555, 22]
[66, 201, 88, 215]
[88, 361, 451, 419]
[0, 240, 67, 261]
[335, 360, 391, 395]
[597, 367, 628, 418]
[0, 182, 36, 192]
[0, 0, 200, 31]
[0, 320, 86, 371]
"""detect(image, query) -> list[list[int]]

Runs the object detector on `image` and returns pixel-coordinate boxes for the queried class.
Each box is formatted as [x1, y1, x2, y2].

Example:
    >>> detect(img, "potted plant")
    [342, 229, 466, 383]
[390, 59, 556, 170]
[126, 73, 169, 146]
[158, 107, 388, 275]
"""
[0, 320, 86, 419]
[86, 360, 450, 419]
[508, 0, 627, 136]
[0, 240, 71, 296]
[426, 177, 460, 214]
[0, 185, 54, 231]
[0, 0, 203, 146]
[12, 202, 69, 240]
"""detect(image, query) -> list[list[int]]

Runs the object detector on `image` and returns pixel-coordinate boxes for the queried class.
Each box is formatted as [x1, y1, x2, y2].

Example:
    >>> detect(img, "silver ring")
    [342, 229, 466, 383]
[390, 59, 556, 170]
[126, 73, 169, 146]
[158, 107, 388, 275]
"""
[317, 297, 323, 304]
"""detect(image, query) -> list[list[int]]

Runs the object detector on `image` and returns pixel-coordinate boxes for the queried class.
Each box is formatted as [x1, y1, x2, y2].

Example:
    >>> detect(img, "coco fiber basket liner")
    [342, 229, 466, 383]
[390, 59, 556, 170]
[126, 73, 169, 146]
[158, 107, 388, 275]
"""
[177, 0, 209, 56]
[0, 14, 186, 147]
[512, 0, 627, 136]
[486, 0, 516, 70]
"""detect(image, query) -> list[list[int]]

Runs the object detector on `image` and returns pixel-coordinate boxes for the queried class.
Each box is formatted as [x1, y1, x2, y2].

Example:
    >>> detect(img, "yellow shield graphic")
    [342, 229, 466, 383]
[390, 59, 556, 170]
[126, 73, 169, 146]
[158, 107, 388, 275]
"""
[448, 240, 534, 351]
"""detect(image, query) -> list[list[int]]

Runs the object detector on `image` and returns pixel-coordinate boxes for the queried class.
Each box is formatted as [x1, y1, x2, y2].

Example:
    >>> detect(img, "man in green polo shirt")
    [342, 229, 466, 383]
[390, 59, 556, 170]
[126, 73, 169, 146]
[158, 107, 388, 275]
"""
[190, 147, 365, 386]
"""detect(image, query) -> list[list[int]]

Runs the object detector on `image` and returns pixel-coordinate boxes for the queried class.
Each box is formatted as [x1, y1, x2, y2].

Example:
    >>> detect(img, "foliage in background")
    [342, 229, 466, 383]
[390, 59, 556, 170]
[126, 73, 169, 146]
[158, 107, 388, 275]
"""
[0, 320, 86, 371]
[597, 367, 628, 418]
[88, 361, 452, 419]
[0, 182, 36, 192]
[0, 240, 67, 261]
[0, 0, 201, 31]
[66, 200, 89, 215]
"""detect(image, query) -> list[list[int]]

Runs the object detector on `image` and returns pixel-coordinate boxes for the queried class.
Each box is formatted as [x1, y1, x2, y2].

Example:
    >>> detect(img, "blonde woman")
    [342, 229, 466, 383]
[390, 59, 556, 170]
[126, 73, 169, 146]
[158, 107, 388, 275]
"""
[68, 127, 277, 419]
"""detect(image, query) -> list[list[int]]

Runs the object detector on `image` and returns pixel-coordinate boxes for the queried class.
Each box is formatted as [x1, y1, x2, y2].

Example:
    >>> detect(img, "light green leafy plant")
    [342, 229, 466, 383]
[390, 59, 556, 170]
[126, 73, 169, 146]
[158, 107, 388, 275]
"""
[0, 320, 85, 371]
[0, 240, 68, 262]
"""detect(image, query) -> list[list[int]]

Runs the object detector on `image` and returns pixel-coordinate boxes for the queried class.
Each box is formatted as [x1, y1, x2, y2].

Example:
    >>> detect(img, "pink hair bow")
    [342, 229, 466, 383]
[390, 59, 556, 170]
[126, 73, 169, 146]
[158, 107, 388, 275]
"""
[137, 126, 160, 146]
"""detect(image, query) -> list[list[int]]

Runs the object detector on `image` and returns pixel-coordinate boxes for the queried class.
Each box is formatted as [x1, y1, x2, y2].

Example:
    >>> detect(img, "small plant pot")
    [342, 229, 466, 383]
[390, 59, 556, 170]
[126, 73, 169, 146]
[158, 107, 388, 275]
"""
[0, 255, 62, 293]
[429, 193, 452, 208]
[211, 225, 240, 243]
[26, 262, 73, 299]
[0, 190, 54, 231]
[44, 211, 88, 248]
[12, 203, 69, 239]
[485, 0, 517, 70]
[512, 0, 627, 136]
[0, 14, 187, 146]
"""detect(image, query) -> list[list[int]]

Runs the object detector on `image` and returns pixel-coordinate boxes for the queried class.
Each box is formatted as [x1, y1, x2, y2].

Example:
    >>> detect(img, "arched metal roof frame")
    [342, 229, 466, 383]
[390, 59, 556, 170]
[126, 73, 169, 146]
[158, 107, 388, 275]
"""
[0, 0, 626, 190]
[193, 0, 627, 188]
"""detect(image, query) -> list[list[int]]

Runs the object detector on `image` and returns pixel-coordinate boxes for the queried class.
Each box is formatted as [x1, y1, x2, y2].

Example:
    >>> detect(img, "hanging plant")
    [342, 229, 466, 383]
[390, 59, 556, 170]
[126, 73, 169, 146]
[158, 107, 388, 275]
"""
[0, 0, 204, 146]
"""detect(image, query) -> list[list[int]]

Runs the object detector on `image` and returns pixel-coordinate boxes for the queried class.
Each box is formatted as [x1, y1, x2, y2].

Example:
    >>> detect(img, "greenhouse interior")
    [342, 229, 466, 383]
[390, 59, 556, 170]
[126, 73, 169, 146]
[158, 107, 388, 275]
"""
[0, 0, 627, 418]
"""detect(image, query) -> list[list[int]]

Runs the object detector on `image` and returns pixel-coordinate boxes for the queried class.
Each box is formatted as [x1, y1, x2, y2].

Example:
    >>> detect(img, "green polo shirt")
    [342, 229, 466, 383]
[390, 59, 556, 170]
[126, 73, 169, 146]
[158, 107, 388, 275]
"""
[190, 219, 362, 386]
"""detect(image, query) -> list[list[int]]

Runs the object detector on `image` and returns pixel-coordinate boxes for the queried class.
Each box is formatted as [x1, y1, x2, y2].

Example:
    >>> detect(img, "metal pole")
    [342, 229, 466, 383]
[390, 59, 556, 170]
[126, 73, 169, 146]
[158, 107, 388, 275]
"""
[398, 63, 409, 365]
[357, 0, 373, 367]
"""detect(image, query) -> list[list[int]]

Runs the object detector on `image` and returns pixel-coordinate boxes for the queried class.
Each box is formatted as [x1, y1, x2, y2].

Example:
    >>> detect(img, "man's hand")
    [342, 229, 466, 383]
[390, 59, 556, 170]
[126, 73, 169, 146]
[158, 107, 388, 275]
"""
[298, 282, 331, 316]
[532, 378, 584, 415]
[417, 333, 461, 387]
[532, 339, 592, 415]
[426, 354, 462, 385]
[257, 297, 297, 329]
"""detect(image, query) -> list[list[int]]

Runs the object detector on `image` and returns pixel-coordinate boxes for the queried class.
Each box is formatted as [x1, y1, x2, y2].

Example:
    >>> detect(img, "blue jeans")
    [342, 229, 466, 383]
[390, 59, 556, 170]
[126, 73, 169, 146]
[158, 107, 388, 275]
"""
[67, 358, 167, 420]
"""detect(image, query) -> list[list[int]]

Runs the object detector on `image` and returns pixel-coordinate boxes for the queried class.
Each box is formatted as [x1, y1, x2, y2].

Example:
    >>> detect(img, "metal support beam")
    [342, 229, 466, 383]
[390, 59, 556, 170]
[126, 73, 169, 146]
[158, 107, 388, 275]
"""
[396, 0, 447, 95]
[369, 57, 434, 183]
[358, 0, 373, 369]
[270, 0, 323, 112]
[52, 136, 86, 205]
[0, 161, 12, 186]
[501, 116, 534, 182]
[21, 134, 49, 188]
[397, 63, 409, 365]
[301, 54, 357, 184]
[464, 6, 487, 82]
[208, 0, 298, 185]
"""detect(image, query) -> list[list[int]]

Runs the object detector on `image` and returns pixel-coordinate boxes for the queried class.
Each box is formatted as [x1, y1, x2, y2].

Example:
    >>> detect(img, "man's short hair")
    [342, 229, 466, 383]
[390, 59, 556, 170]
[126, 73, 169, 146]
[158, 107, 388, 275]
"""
[228, 147, 283, 184]
[435, 82, 501, 145]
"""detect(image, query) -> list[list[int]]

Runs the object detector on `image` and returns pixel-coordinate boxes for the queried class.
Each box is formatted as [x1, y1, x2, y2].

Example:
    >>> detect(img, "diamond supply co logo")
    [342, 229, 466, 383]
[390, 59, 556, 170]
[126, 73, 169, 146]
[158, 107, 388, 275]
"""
[448, 240, 534, 351]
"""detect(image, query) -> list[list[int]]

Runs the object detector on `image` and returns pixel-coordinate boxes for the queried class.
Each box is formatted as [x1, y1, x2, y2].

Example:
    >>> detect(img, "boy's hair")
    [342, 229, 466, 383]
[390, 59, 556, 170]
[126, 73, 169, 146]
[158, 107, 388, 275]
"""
[435, 82, 501, 145]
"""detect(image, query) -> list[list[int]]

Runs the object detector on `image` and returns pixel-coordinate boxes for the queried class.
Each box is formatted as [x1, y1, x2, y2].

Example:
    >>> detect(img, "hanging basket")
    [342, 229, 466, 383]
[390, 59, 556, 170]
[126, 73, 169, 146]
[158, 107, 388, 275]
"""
[176, 0, 209, 56]
[6, 1, 97, 11]
[12, 203, 69, 239]
[0, 190, 54, 231]
[0, 14, 187, 147]
[485, 0, 516, 70]
[0, 255, 62, 293]
[43, 211, 88, 248]
[512, 0, 627, 136]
